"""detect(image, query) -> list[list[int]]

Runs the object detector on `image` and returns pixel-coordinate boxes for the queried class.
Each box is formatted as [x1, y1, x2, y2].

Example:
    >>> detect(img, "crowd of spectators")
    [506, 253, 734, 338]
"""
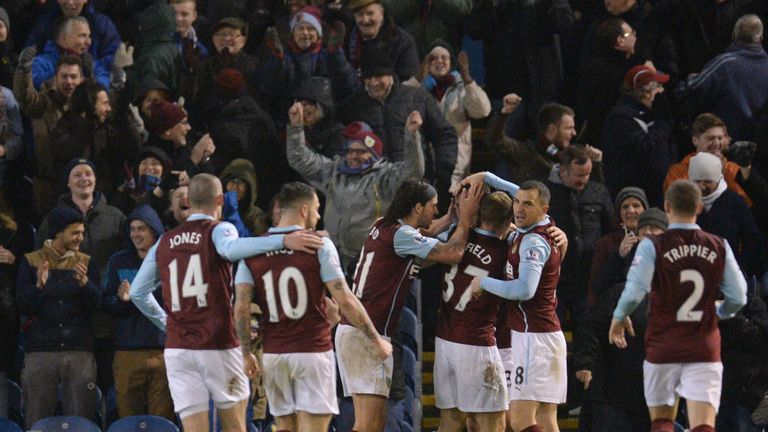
[0, 0, 766, 431]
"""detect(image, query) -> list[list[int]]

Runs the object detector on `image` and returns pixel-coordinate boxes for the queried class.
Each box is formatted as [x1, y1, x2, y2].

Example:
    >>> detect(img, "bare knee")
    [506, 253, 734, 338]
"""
[218, 399, 248, 432]
[469, 411, 506, 432]
[180, 411, 210, 432]
[440, 408, 467, 432]
[535, 403, 559, 432]
[297, 411, 332, 431]
[352, 394, 387, 432]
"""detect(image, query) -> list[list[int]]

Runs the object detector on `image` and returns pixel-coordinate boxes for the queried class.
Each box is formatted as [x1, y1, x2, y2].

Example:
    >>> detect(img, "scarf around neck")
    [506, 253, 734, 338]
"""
[701, 178, 727, 212]
[422, 71, 459, 101]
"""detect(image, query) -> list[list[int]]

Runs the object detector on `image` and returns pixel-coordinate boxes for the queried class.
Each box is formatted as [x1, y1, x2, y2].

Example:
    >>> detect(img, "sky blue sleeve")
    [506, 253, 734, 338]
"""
[485, 172, 519, 197]
[480, 234, 550, 300]
[212, 222, 285, 261]
[234, 259, 255, 285]
[394, 225, 439, 259]
[613, 238, 656, 321]
[436, 224, 455, 243]
[129, 241, 167, 332]
[318, 237, 346, 282]
[717, 240, 748, 319]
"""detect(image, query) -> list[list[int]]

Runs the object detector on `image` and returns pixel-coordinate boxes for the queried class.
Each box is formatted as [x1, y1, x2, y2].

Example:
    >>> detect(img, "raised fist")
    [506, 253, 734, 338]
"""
[405, 111, 422, 133]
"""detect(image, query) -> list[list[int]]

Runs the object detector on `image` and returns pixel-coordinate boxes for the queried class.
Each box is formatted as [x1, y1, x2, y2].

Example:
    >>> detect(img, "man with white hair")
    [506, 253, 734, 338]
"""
[677, 14, 768, 141]
[687, 152, 765, 278]
[27, 15, 110, 90]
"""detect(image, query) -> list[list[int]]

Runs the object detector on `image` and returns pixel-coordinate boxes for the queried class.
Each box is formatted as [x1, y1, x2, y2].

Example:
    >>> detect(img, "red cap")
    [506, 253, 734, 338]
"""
[623, 65, 669, 90]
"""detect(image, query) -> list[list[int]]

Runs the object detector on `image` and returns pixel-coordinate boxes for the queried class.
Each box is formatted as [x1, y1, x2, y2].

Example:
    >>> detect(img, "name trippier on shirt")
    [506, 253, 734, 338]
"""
[663, 244, 718, 264]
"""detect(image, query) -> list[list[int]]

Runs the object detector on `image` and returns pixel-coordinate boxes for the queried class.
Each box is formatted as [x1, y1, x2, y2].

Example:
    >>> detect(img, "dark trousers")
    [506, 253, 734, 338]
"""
[21, 351, 98, 429]
[591, 403, 650, 432]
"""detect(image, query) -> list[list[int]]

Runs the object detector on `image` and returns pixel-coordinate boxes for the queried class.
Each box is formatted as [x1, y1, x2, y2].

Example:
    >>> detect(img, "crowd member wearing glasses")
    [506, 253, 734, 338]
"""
[192, 17, 258, 125]
[287, 102, 425, 271]
[577, 17, 643, 148]
[257, 5, 359, 127]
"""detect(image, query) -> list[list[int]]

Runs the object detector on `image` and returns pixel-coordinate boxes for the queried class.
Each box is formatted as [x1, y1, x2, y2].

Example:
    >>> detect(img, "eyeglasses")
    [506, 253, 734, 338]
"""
[429, 54, 450, 62]
[621, 29, 637, 38]
[347, 148, 370, 156]
[214, 32, 243, 40]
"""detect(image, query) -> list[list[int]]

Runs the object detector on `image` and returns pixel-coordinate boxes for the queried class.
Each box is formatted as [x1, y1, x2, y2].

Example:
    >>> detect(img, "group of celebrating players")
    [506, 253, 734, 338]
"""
[128, 169, 746, 432]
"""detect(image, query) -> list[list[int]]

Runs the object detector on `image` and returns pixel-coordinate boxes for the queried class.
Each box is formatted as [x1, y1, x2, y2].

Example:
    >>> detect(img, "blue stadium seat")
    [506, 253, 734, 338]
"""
[401, 346, 416, 391]
[399, 332, 418, 356]
[107, 415, 179, 432]
[103, 386, 118, 430]
[399, 308, 417, 340]
[6, 379, 23, 428]
[399, 308, 419, 355]
[30, 416, 101, 432]
[399, 419, 415, 432]
[404, 292, 417, 313]
[13, 346, 24, 379]
[54, 383, 101, 423]
[404, 371, 415, 393]
[0, 418, 22, 432]
[402, 386, 415, 426]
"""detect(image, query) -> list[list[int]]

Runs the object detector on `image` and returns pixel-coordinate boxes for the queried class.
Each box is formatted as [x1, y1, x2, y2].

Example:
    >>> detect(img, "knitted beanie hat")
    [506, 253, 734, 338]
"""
[614, 186, 649, 212]
[688, 152, 723, 182]
[638, 207, 668, 231]
[149, 101, 187, 136]
[48, 207, 84, 239]
[290, 6, 323, 36]
[342, 121, 383, 160]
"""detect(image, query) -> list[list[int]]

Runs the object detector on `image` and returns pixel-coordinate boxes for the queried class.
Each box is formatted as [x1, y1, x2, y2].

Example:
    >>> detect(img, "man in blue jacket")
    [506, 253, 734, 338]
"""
[15, 206, 101, 429]
[24, 0, 120, 71]
[27, 16, 110, 91]
[676, 14, 768, 141]
[103, 204, 174, 419]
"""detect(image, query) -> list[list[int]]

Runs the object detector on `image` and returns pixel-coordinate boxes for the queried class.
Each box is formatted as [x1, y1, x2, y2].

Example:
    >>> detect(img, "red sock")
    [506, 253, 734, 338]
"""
[691, 425, 715, 432]
[519, 425, 543, 432]
[651, 418, 675, 432]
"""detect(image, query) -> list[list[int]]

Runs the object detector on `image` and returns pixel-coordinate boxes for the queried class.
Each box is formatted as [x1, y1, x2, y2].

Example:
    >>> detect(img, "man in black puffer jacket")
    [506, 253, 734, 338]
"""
[340, 46, 457, 211]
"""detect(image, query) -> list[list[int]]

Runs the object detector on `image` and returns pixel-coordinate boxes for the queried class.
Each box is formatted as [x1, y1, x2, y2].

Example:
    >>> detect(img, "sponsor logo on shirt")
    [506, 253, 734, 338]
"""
[525, 249, 540, 262]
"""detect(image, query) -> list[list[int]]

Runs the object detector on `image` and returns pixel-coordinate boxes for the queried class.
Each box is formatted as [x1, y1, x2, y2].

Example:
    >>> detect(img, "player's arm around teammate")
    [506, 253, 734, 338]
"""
[461, 171, 569, 257]
[130, 224, 324, 331]
[424, 184, 483, 264]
